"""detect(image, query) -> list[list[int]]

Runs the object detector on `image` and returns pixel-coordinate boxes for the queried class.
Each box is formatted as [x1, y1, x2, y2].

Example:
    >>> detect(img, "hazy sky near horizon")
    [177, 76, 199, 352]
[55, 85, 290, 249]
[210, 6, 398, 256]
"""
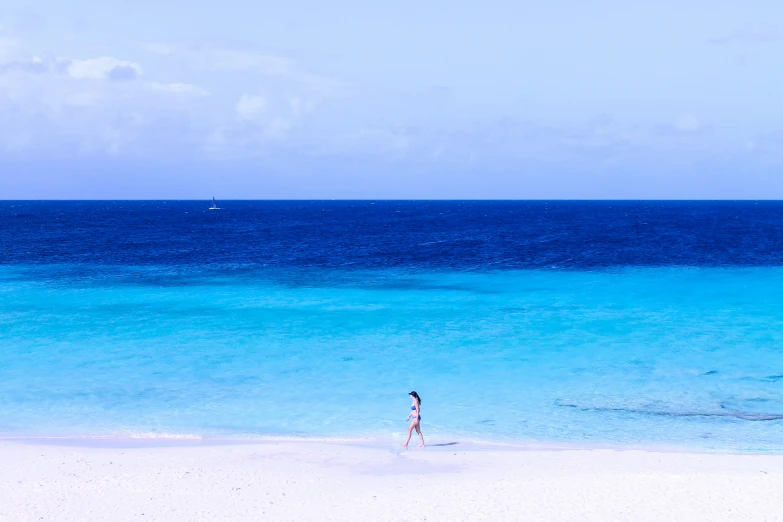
[1, 1, 782, 198]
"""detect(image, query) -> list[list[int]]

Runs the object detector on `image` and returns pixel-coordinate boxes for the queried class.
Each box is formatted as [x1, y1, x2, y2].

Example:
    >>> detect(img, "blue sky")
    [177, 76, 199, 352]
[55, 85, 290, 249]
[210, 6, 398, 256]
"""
[0, 1, 781, 198]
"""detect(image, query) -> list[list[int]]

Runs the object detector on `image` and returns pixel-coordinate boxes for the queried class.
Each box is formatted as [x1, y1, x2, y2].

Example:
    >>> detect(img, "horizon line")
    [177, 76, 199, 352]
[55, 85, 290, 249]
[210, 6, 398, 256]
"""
[1, 199, 782, 203]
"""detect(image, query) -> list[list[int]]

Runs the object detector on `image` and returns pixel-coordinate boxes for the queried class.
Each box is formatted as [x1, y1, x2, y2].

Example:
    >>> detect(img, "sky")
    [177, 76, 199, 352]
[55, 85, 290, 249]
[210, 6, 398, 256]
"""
[0, 0, 782, 199]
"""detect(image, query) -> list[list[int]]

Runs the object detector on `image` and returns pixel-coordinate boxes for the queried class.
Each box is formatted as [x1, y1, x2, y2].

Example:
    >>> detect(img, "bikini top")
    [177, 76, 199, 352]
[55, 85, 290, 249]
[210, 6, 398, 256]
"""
[411, 405, 416, 410]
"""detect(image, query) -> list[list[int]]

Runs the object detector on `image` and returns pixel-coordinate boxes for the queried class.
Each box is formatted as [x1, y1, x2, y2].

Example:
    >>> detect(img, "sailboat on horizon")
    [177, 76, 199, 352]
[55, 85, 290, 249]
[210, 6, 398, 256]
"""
[209, 197, 221, 210]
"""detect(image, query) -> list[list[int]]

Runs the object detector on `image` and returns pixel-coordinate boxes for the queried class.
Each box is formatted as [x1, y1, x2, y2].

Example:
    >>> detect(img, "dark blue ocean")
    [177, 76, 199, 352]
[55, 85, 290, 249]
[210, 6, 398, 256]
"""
[2, 201, 783, 449]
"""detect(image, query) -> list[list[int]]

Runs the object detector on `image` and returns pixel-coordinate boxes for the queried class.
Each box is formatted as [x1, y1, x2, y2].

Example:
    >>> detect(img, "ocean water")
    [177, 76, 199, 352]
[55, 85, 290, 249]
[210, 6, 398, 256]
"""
[1, 201, 782, 450]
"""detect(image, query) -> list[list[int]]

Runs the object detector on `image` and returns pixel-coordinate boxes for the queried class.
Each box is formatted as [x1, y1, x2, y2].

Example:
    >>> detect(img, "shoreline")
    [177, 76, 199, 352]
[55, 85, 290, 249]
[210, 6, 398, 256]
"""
[1, 432, 777, 455]
[2, 438, 782, 521]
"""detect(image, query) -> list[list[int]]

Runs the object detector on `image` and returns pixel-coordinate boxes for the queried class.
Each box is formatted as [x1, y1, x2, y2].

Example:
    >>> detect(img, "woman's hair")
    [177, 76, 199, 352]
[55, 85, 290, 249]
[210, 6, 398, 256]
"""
[409, 391, 421, 404]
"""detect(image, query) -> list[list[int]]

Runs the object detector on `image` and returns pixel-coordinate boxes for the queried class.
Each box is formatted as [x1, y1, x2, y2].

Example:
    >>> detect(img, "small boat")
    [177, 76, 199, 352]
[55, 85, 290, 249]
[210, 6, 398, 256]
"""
[209, 197, 220, 210]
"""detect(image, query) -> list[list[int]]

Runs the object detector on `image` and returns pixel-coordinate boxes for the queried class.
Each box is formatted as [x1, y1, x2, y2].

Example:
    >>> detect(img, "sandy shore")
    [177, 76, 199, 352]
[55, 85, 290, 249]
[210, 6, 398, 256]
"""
[1, 439, 781, 521]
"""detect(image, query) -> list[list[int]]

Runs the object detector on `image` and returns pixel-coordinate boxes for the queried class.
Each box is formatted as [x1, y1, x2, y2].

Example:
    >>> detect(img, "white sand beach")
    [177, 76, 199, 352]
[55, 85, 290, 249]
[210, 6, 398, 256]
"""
[1, 440, 781, 521]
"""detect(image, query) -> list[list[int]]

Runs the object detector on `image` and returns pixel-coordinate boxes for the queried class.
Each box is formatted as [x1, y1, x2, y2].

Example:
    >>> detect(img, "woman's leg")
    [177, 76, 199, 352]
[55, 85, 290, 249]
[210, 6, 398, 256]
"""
[402, 422, 415, 447]
[414, 423, 425, 447]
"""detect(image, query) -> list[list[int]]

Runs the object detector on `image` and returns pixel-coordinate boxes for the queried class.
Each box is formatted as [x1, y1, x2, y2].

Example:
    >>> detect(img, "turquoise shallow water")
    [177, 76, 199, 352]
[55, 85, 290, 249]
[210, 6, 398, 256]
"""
[1, 265, 782, 450]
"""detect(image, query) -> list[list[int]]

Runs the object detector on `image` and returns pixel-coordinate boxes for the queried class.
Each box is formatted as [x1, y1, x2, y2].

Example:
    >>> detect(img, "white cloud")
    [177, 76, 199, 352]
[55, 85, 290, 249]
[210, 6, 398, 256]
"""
[0, 42, 211, 155]
[233, 93, 323, 140]
[144, 42, 346, 99]
[0, 37, 339, 158]
[0, 37, 353, 159]
[652, 114, 707, 137]
[235, 94, 267, 121]
[234, 94, 306, 142]
[672, 114, 702, 134]
[709, 24, 780, 45]
[67, 57, 143, 80]
[145, 42, 294, 75]
[143, 41, 348, 149]
[289, 96, 317, 117]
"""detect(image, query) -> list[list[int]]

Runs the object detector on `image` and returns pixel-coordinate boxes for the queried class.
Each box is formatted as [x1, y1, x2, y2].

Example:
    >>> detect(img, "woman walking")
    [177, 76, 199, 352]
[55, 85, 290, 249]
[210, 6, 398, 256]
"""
[402, 391, 425, 448]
